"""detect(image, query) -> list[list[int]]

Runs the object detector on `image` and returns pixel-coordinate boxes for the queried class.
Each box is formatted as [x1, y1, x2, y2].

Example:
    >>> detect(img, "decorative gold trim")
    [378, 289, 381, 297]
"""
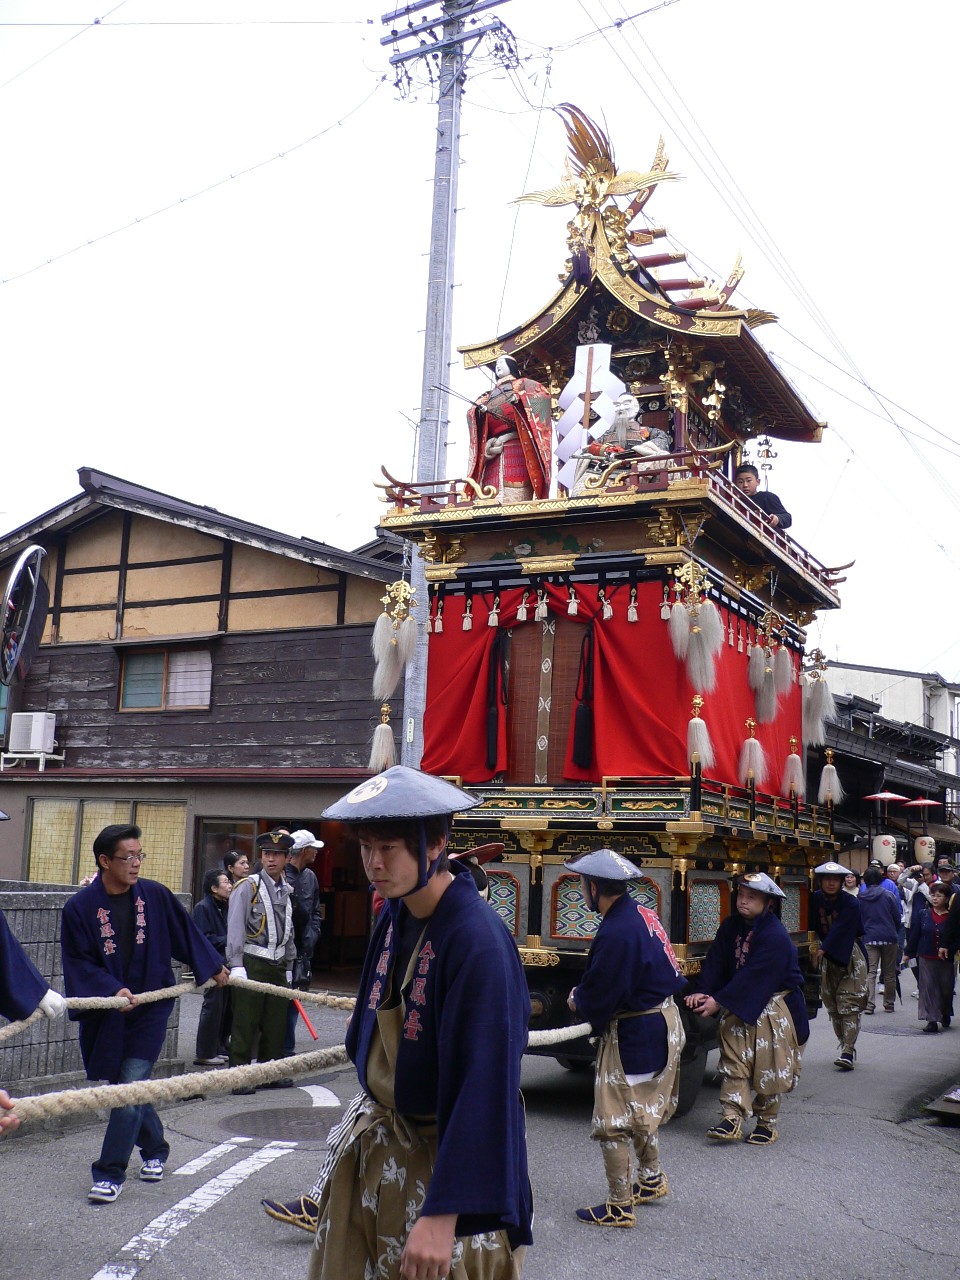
[518, 947, 561, 967]
[519, 554, 579, 575]
[424, 565, 463, 582]
[500, 817, 550, 833]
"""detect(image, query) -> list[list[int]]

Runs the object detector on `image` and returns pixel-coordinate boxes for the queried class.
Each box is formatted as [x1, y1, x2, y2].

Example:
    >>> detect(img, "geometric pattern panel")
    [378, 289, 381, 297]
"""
[552, 873, 599, 940]
[551, 873, 663, 940]
[780, 882, 801, 933]
[486, 869, 520, 936]
[688, 879, 723, 943]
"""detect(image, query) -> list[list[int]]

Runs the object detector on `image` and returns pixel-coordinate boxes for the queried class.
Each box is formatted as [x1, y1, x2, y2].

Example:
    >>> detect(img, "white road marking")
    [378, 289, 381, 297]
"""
[172, 1137, 251, 1175]
[298, 1085, 341, 1108]
[88, 1141, 297, 1280]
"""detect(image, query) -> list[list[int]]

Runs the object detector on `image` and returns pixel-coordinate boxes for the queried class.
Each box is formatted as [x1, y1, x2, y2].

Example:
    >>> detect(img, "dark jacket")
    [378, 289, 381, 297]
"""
[813, 888, 864, 966]
[193, 893, 229, 958]
[858, 885, 901, 945]
[284, 861, 322, 961]
[750, 489, 792, 530]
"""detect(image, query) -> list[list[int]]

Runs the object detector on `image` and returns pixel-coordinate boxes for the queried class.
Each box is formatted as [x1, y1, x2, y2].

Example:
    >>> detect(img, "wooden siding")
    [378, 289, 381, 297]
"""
[18, 627, 383, 770]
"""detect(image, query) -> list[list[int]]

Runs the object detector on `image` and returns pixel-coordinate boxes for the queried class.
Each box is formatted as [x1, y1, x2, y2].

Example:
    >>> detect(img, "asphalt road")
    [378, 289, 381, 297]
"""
[3, 987, 960, 1280]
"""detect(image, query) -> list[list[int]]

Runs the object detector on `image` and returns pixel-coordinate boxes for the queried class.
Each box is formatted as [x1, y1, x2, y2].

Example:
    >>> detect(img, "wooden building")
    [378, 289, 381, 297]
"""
[0, 468, 399, 963]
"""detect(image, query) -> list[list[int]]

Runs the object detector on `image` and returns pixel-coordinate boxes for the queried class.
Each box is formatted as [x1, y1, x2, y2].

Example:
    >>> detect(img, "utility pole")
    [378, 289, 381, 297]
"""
[380, 0, 515, 766]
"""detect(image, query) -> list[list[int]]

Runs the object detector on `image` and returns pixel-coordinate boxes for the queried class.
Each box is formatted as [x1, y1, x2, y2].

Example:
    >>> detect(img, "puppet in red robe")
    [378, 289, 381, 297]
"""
[467, 356, 553, 502]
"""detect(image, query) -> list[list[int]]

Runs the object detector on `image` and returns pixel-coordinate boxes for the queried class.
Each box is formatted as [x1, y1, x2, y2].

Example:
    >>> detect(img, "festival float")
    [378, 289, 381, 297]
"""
[374, 105, 848, 1100]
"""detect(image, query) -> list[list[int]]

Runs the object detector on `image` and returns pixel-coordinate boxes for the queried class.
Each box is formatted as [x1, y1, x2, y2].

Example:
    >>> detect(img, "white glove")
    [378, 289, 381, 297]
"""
[285, 970, 293, 985]
[229, 966, 248, 981]
[38, 988, 67, 1019]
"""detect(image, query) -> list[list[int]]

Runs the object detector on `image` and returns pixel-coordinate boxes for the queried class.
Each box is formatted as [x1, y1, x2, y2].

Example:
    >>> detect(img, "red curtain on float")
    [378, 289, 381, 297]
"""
[420, 581, 802, 789]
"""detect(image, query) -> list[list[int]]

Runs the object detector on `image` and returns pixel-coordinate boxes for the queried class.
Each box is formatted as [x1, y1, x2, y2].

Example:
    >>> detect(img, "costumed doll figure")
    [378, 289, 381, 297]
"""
[685, 873, 808, 1145]
[467, 356, 553, 502]
[812, 860, 868, 1071]
[565, 849, 686, 1229]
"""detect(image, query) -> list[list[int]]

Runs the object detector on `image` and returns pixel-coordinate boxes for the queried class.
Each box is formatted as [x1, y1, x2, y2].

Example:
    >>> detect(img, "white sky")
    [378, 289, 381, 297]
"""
[2, 0, 959, 687]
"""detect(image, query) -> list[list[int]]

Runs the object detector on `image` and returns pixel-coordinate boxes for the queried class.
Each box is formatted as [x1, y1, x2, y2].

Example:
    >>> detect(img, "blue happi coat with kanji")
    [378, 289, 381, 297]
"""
[572, 892, 686, 1075]
[0, 906, 49, 1022]
[694, 908, 810, 1043]
[61, 877, 222, 1082]
[346, 868, 533, 1246]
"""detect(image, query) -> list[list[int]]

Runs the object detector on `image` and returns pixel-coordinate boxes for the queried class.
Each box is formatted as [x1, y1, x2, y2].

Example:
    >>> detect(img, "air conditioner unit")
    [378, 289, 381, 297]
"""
[9, 712, 57, 753]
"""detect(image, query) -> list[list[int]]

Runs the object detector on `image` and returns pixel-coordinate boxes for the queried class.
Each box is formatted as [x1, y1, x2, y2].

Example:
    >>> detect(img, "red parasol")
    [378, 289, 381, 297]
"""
[863, 791, 909, 802]
[901, 798, 941, 807]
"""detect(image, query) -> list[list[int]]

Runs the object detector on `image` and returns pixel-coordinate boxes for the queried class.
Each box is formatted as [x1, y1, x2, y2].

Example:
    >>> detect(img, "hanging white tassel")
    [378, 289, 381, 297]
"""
[738, 733, 768, 789]
[781, 750, 805, 799]
[818, 750, 844, 804]
[516, 592, 529, 623]
[804, 676, 835, 746]
[728, 621, 734, 647]
[397, 614, 418, 666]
[433, 601, 444, 634]
[534, 591, 548, 621]
[627, 588, 638, 623]
[812, 677, 837, 725]
[697, 599, 725, 656]
[756, 664, 778, 724]
[660, 586, 672, 621]
[688, 706, 715, 771]
[669, 601, 691, 658]
[372, 650, 403, 701]
[462, 599, 473, 631]
[747, 641, 766, 691]
[567, 588, 579, 616]
[371, 610, 395, 665]
[425, 612, 432, 635]
[774, 645, 793, 695]
[737, 622, 744, 653]
[487, 596, 500, 627]
[600, 591, 613, 620]
[687, 627, 719, 693]
[368, 705, 397, 773]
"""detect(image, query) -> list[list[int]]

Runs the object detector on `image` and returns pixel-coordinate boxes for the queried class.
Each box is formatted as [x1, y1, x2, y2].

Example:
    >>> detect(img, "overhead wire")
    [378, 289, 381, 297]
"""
[1, 78, 387, 286]
[0, 0, 130, 92]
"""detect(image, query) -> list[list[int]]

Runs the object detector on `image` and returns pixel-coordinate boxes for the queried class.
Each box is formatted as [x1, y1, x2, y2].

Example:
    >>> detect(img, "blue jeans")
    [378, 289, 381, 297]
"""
[92, 1057, 170, 1184]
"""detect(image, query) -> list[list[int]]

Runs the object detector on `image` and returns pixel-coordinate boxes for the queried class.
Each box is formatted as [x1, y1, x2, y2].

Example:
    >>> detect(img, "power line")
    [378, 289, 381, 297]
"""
[1, 80, 386, 286]
[0, 0, 130, 93]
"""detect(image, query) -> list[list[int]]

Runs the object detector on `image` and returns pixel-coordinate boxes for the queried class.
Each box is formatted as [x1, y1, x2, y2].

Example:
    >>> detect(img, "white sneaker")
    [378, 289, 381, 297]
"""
[139, 1159, 165, 1182]
[89, 1180, 123, 1203]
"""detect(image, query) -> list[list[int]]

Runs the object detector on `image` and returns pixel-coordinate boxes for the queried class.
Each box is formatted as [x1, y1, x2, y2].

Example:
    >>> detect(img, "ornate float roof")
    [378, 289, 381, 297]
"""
[459, 105, 823, 445]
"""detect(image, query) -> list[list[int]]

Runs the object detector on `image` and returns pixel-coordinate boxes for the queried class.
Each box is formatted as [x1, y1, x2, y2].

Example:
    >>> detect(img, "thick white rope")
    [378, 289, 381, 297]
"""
[2, 972, 592, 1125]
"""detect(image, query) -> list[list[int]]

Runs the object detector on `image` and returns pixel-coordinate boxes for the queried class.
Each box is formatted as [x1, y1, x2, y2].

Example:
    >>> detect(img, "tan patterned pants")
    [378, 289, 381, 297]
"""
[820, 947, 867, 1052]
[309, 1101, 523, 1280]
[717, 993, 802, 1124]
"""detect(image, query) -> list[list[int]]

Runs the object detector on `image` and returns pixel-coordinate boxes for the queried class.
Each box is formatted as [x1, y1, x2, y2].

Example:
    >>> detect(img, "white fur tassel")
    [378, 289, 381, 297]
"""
[697, 600, 725, 656]
[781, 752, 805, 799]
[669, 601, 691, 658]
[738, 735, 768, 788]
[397, 614, 418, 666]
[371, 610, 395, 665]
[686, 627, 719, 693]
[372, 650, 403, 701]
[803, 677, 835, 746]
[756, 665, 778, 724]
[818, 762, 844, 805]
[368, 720, 397, 773]
[748, 642, 766, 691]
[687, 714, 715, 771]
[774, 645, 793, 695]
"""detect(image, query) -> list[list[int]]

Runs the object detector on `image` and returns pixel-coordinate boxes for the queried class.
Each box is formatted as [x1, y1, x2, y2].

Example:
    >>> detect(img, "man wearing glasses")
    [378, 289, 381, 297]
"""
[61, 824, 229, 1205]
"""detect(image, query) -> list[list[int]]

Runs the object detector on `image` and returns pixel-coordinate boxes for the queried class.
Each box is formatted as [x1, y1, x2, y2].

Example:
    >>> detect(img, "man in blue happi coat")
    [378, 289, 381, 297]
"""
[302, 766, 532, 1280]
[1, 903, 67, 1026]
[565, 848, 686, 1229]
[685, 872, 809, 1145]
[812, 859, 867, 1071]
[61, 823, 228, 1205]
